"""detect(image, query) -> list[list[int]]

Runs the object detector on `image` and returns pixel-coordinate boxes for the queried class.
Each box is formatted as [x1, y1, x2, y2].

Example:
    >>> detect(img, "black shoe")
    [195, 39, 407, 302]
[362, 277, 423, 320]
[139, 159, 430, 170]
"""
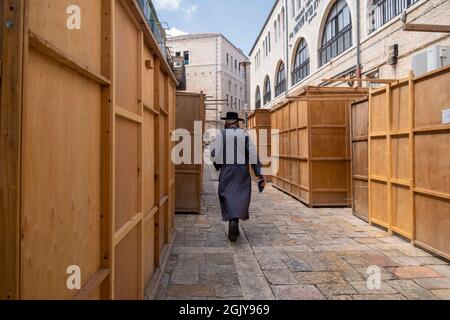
[228, 220, 238, 243]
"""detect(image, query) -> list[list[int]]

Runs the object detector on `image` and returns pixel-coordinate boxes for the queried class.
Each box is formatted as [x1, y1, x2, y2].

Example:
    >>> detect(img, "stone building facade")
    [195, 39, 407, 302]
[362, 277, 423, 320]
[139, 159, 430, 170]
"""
[167, 33, 250, 134]
[250, 0, 450, 110]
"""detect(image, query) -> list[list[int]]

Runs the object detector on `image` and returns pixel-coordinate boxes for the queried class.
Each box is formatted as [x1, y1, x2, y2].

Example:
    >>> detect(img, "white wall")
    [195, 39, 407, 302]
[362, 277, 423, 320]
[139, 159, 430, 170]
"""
[250, 0, 450, 110]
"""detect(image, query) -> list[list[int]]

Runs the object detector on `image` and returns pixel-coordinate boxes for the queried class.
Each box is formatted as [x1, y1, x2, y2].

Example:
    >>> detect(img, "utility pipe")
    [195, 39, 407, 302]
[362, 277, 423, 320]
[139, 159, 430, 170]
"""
[356, 0, 362, 86]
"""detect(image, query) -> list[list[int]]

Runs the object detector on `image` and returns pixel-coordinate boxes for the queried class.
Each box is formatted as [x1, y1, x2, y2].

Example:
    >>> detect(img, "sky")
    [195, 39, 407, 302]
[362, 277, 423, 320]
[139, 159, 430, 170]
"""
[153, 0, 275, 55]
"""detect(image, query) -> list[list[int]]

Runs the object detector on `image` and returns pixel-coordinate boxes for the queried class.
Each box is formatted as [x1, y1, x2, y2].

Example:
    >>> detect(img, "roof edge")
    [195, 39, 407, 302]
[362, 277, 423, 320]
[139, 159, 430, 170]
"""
[249, 0, 280, 56]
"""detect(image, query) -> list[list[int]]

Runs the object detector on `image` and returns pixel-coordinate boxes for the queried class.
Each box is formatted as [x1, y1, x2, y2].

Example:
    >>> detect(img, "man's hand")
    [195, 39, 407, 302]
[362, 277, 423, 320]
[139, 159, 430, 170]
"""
[258, 175, 266, 188]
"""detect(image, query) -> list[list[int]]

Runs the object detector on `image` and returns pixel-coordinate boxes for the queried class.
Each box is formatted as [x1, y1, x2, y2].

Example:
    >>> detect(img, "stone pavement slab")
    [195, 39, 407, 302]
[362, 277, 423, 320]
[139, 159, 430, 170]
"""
[152, 164, 450, 300]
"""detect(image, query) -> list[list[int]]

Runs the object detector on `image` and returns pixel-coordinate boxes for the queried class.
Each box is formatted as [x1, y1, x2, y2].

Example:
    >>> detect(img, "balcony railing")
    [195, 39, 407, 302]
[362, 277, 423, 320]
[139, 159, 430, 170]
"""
[319, 25, 352, 66]
[275, 79, 286, 97]
[137, 0, 170, 62]
[370, 0, 421, 32]
[263, 92, 272, 105]
[292, 59, 310, 86]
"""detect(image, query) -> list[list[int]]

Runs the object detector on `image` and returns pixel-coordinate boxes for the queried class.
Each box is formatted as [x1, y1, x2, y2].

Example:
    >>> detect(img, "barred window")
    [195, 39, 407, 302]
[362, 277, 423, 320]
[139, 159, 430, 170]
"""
[275, 62, 286, 97]
[292, 39, 310, 85]
[319, 0, 352, 66]
[370, 0, 420, 32]
[255, 86, 261, 109]
[263, 76, 272, 105]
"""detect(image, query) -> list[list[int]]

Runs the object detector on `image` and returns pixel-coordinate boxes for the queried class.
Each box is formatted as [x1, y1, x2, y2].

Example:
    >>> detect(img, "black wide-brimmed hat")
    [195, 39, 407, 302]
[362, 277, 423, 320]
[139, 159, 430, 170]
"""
[221, 112, 244, 121]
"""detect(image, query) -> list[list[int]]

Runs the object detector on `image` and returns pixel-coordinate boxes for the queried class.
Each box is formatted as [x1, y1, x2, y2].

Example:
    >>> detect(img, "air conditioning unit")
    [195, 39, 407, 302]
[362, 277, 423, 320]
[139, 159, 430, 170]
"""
[412, 45, 450, 76]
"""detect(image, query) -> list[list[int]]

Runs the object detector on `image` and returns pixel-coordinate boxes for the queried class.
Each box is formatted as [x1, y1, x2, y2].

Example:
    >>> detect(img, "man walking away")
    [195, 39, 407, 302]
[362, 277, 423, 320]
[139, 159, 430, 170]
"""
[210, 112, 266, 242]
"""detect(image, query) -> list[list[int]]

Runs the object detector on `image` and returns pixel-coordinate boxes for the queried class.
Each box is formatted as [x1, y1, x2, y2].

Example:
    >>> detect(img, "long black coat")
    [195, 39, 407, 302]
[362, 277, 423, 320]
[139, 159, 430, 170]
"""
[211, 128, 262, 221]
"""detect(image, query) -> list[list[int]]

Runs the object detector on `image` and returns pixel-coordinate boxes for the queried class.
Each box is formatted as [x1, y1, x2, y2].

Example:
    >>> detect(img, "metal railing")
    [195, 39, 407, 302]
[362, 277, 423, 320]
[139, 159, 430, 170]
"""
[292, 59, 310, 85]
[370, 0, 421, 32]
[137, 0, 171, 62]
[275, 79, 286, 97]
[319, 25, 352, 66]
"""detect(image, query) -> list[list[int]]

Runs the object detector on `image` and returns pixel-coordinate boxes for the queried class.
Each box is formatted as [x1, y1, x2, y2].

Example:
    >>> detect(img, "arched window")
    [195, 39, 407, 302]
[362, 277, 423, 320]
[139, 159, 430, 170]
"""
[292, 38, 310, 85]
[275, 62, 286, 97]
[319, 0, 352, 66]
[281, 7, 285, 31]
[255, 86, 261, 109]
[263, 76, 271, 105]
[369, 0, 420, 33]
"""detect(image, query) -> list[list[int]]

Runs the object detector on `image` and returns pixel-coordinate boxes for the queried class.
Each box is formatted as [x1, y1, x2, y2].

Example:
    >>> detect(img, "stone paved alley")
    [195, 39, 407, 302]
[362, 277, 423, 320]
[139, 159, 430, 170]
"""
[153, 165, 450, 300]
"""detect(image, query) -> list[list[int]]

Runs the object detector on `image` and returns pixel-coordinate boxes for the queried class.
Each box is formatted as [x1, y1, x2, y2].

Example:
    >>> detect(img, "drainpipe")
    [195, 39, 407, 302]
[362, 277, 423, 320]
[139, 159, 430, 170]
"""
[356, 0, 362, 86]
[284, 0, 290, 98]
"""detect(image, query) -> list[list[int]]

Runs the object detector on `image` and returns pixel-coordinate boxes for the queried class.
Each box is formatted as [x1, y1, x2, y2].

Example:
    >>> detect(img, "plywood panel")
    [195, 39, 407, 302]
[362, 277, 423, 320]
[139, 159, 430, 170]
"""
[291, 159, 300, 186]
[300, 161, 309, 188]
[143, 111, 155, 215]
[314, 192, 348, 206]
[370, 92, 387, 133]
[114, 226, 139, 299]
[298, 129, 308, 158]
[311, 162, 349, 190]
[370, 181, 388, 225]
[391, 185, 412, 235]
[297, 101, 308, 128]
[391, 84, 409, 132]
[351, 99, 369, 221]
[175, 173, 200, 211]
[391, 136, 410, 181]
[21, 49, 101, 299]
[175, 92, 204, 213]
[415, 194, 449, 258]
[115, 118, 139, 231]
[143, 214, 155, 286]
[309, 100, 346, 125]
[142, 46, 154, 108]
[353, 180, 368, 220]
[352, 99, 368, 138]
[415, 133, 450, 195]
[370, 138, 387, 178]
[352, 141, 368, 177]
[414, 70, 450, 128]
[311, 128, 346, 157]
[28, 0, 102, 73]
[114, 0, 138, 113]
[289, 131, 298, 156]
[157, 203, 167, 263]
[289, 102, 297, 129]
[158, 72, 166, 109]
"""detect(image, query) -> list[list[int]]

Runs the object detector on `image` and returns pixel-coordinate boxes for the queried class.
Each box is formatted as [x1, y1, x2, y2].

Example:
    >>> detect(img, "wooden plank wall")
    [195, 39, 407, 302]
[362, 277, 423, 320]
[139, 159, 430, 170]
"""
[412, 67, 449, 259]
[366, 66, 449, 260]
[0, 0, 176, 300]
[271, 87, 367, 207]
[351, 98, 369, 221]
[248, 109, 272, 182]
[175, 91, 205, 214]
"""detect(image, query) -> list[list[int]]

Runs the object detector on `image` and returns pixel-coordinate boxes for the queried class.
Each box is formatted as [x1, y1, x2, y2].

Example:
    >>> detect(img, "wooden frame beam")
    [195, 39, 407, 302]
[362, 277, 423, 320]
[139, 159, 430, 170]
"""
[73, 269, 110, 300]
[322, 78, 398, 84]
[403, 23, 450, 33]
[0, 0, 24, 300]
[29, 30, 111, 86]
